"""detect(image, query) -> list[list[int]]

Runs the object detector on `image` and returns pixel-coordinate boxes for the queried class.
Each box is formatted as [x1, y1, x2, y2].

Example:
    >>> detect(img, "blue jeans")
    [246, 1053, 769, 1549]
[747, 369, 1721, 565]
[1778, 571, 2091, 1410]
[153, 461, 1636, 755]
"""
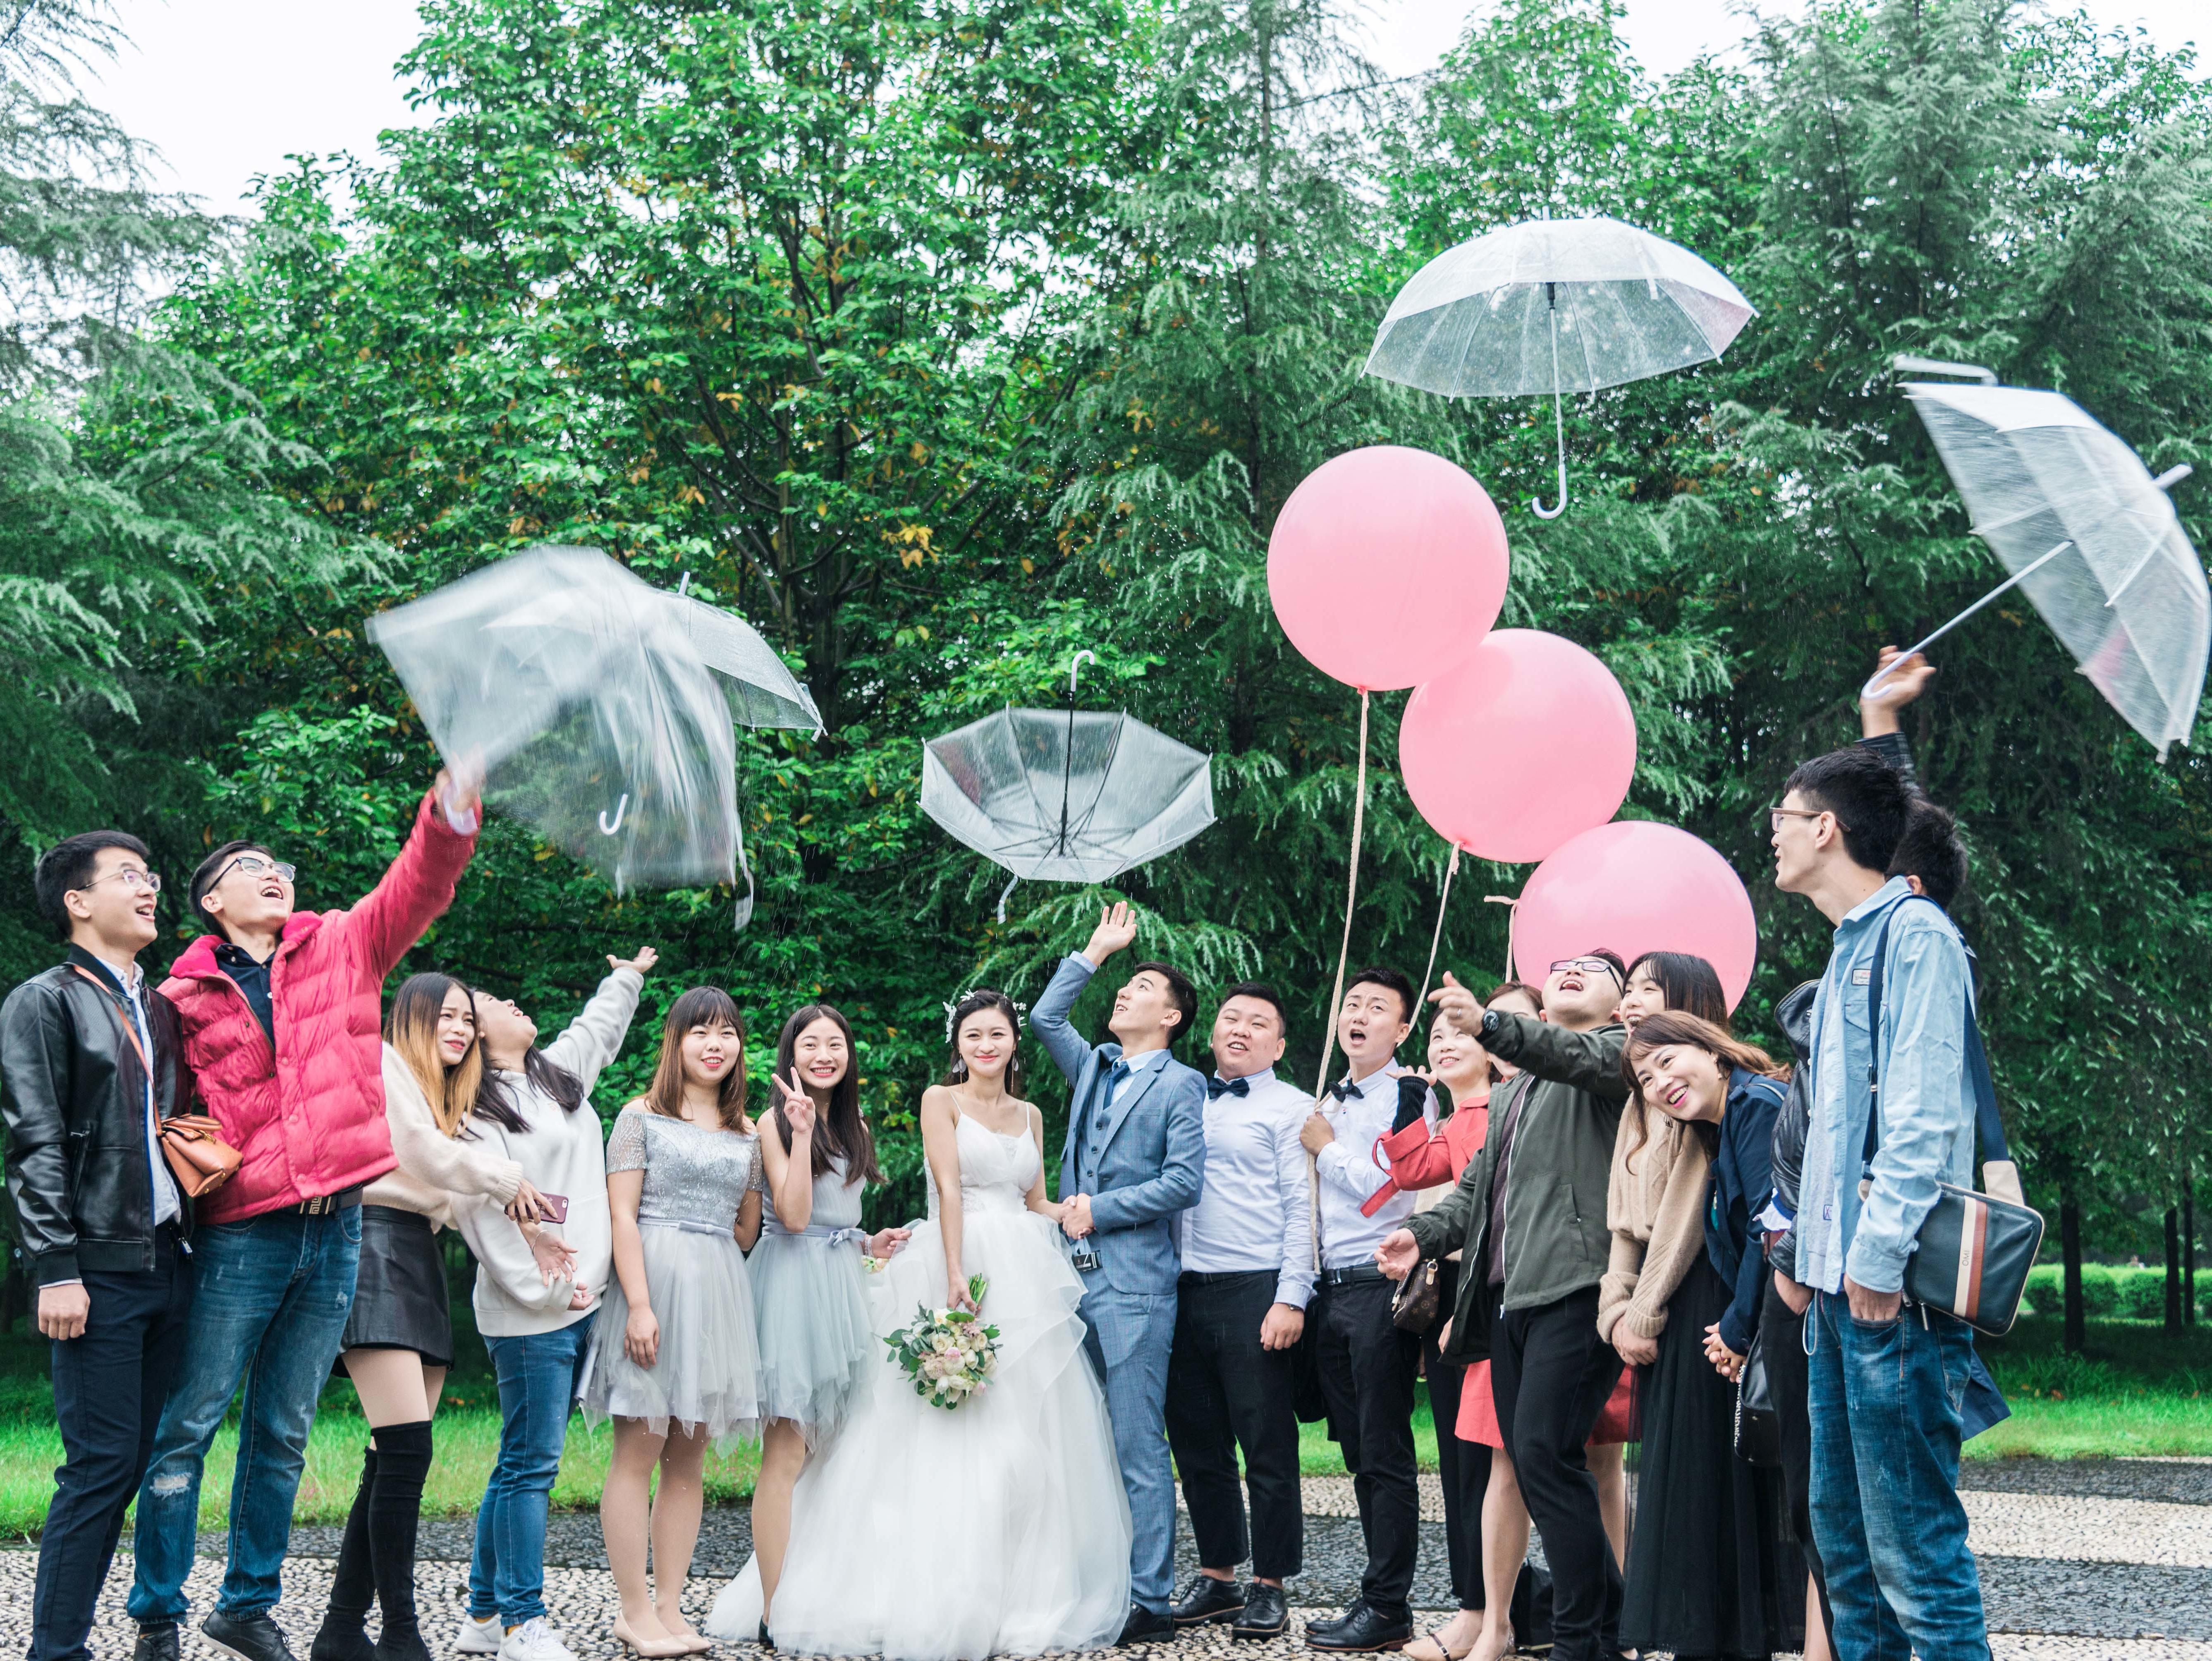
[1078, 1282, 1177, 1613]
[469, 1321, 594, 1625]
[128, 1207, 362, 1625]
[1808, 1290, 1989, 1661]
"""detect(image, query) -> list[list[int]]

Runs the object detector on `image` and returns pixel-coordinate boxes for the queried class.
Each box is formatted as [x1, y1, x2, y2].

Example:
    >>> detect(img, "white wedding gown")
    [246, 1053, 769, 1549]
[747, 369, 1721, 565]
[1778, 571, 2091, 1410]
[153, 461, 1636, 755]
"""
[706, 1112, 1133, 1658]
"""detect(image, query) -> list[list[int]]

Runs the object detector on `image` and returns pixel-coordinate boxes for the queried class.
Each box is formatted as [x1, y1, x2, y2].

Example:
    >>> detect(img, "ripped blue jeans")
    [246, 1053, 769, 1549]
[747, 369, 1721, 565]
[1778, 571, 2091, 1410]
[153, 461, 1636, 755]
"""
[128, 1207, 361, 1624]
[1807, 1290, 1989, 1661]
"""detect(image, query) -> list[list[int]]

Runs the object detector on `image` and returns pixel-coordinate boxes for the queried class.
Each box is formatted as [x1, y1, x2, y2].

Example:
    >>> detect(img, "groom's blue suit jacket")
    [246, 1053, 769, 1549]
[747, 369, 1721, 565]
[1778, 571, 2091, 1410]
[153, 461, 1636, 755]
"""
[1031, 954, 1206, 1297]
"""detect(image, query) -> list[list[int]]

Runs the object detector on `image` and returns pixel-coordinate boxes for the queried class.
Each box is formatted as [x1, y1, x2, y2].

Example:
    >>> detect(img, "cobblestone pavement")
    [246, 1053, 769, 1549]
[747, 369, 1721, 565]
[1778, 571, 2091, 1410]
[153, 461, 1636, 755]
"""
[24, 1458, 2203, 1659]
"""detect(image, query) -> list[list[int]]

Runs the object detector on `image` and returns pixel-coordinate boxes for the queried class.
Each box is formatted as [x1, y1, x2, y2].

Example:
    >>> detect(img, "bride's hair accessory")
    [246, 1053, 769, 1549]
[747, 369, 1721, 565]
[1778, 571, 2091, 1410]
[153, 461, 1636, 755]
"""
[941, 989, 1027, 1044]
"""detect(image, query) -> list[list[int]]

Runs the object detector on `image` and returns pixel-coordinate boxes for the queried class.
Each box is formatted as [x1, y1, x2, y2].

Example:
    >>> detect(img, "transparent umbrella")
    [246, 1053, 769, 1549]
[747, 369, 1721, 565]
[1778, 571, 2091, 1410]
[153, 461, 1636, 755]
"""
[1884, 364, 2207, 758]
[662, 575, 824, 735]
[368, 545, 741, 900]
[1365, 215, 1755, 517]
[921, 655, 1216, 919]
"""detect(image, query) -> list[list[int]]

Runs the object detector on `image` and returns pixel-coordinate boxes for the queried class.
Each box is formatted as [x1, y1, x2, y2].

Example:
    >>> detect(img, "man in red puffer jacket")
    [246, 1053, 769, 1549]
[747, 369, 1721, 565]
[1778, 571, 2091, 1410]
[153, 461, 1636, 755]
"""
[125, 771, 479, 1661]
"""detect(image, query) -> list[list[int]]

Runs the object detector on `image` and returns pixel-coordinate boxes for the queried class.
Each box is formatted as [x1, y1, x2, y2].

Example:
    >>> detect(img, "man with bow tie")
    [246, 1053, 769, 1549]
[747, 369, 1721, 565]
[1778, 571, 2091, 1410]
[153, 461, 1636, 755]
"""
[1299, 967, 1433, 1652]
[1160, 984, 1314, 1641]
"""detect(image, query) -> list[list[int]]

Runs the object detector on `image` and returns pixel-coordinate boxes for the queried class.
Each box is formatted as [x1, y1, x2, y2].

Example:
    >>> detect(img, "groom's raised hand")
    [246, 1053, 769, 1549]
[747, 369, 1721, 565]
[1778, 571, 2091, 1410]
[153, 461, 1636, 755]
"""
[1082, 901, 1138, 965]
[1060, 1192, 1095, 1239]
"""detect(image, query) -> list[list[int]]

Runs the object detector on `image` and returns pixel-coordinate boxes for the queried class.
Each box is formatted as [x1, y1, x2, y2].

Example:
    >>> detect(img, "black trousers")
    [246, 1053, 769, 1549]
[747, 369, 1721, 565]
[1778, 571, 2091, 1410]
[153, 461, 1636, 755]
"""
[35, 1236, 193, 1661]
[1491, 1285, 1623, 1661]
[1765, 1273, 1836, 1650]
[1424, 1262, 1489, 1613]
[1164, 1270, 1304, 1580]
[1313, 1272, 1421, 1618]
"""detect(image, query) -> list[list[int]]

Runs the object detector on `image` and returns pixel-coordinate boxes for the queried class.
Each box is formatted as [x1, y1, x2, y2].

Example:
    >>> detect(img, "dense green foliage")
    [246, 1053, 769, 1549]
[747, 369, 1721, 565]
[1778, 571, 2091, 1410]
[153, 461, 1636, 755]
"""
[3, 0, 2207, 1300]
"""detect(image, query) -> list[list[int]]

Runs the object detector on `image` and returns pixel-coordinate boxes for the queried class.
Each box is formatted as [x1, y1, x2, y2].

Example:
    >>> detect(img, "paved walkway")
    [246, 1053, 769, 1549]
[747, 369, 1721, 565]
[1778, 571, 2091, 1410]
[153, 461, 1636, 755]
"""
[7, 1459, 2206, 1659]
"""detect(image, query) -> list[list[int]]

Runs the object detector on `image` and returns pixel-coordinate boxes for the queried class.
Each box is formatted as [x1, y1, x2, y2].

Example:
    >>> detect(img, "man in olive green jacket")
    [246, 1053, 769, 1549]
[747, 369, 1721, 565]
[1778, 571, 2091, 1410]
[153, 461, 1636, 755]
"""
[1380, 955, 1629, 1661]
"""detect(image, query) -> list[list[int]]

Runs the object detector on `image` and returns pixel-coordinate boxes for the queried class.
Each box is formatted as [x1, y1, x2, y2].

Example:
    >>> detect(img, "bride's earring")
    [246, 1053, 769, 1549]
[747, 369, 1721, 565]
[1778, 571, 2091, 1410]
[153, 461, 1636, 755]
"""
[951, 1055, 968, 1078]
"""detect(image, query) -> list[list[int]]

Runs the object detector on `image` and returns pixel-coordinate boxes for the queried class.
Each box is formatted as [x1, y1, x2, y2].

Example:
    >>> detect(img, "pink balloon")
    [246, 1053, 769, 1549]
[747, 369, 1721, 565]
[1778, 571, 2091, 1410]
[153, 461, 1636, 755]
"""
[1513, 821, 1758, 1010]
[1267, 446, 1510, 692]
[1400, 630, 1637, 864]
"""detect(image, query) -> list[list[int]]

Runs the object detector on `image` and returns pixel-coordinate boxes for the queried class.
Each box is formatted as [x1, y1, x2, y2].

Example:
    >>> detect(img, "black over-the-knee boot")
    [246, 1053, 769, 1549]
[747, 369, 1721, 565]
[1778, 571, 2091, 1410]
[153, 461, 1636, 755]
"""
[366, 1421, 435, 1661]
[312, 1444, 379, 1661]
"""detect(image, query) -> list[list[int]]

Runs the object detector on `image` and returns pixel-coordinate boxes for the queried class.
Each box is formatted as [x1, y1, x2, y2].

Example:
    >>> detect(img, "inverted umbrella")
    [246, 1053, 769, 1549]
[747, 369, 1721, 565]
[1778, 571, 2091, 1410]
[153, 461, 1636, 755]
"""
[921, 656, 1216, 919]
[1884, 365, 2207, 757]
[368, 545, 742, 901]
[1365, 215, 1755, 517]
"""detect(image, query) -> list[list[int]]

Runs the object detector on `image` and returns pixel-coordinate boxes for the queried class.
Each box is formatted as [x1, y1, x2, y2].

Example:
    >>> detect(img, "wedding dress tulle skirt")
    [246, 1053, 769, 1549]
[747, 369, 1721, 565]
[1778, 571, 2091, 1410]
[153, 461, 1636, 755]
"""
[708, 1206, 1133, 1658]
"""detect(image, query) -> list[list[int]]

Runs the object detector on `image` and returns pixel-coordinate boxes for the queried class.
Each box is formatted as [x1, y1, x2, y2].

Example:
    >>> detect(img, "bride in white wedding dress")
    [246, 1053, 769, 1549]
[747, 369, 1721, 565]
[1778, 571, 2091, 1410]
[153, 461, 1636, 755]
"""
[706, 989, 1132, 1659]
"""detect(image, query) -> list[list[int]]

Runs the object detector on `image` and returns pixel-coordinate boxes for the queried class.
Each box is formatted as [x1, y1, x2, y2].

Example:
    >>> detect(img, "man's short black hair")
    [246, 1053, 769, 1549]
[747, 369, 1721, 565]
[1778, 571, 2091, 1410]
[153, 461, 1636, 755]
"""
[1581, 947, 1629, 989]
[1346, 966, 1417, 1023]
[33, 831, 151, 936]
[188, 839, 273, 926]
[1783, 746, 1909, 874]
[1890, 796, 1968, 910]
[1130, 960, 1198, 1051]
[1218, 981, 1289, 1032]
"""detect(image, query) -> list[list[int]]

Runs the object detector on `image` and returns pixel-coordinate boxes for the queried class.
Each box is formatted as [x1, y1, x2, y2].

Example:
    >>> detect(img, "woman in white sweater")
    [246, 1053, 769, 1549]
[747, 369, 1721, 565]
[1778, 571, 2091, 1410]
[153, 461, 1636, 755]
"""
[450, 950, 653, 1661]
[316, 974, 554, 1661]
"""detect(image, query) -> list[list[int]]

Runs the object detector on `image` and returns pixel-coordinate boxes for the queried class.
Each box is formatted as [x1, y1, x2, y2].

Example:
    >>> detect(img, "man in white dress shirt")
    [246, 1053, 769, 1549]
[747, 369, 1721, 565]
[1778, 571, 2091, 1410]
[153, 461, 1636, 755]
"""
[1162, 983, 1314, 1641]
[1298, 967, 1433, 1652]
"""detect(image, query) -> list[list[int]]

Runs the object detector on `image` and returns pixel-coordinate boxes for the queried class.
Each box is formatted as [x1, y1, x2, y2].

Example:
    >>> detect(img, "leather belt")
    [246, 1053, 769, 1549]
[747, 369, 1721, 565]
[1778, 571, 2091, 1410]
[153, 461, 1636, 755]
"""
[294, 1186, 363, 1216]
[1318, 1263, 1386, 1288]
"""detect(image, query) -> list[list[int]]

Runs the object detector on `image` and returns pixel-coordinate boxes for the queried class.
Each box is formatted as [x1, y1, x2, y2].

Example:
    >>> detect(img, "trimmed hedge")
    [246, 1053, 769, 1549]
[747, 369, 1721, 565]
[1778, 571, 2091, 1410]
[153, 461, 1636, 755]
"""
[2022, 1263, 2211, 1322]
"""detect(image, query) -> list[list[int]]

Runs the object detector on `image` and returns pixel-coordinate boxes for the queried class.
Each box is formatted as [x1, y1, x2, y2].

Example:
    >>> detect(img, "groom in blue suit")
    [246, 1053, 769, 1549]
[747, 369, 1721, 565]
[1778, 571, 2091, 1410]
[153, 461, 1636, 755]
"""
[1033, 902, 1208, 1645]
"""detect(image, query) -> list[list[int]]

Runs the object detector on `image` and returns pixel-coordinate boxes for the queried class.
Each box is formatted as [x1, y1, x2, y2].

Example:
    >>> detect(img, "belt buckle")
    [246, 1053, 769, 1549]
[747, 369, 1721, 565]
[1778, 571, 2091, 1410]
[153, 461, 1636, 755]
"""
[302, 1193, 332, 1216]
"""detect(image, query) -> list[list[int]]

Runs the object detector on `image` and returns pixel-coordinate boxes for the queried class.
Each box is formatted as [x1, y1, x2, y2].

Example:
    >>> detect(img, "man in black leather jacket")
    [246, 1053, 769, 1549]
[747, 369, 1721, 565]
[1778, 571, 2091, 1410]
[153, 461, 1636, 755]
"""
[2, 831, 194, 1661]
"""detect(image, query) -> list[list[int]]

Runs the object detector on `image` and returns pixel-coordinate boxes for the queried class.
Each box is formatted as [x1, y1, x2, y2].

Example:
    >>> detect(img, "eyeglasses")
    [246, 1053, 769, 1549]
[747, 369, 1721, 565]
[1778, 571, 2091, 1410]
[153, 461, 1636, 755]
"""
[1549, 957, 1624, 985]
[212, 854, 297, 888]
[76, 868, 162, 895]
[1766, 806, 1839, 833]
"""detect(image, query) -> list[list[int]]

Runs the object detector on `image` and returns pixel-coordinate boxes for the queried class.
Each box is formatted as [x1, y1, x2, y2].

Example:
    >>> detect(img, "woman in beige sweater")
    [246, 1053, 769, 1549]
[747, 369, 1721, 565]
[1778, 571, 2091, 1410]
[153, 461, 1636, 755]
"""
[315, 974, 563, 1661]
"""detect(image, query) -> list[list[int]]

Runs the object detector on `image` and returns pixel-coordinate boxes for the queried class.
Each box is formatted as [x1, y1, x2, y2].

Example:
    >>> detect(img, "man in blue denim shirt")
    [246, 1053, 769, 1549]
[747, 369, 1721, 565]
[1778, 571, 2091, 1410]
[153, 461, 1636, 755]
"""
[1771, 745, 1990, 1661]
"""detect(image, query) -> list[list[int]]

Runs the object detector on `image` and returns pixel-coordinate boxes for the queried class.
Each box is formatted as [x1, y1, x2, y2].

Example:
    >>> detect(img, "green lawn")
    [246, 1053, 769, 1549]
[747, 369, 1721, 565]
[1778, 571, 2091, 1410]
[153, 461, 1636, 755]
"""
[0, 1310, 2201, 1541]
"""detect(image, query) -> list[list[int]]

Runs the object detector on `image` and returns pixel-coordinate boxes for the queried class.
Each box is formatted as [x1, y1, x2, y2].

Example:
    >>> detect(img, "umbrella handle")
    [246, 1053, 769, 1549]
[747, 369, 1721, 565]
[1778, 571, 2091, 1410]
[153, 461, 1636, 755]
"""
[1860, 539, 2073, 699]
[1069, 650, 1097, 697]
[1532, 321, 1569, 519]
[598, 793, 629, 835]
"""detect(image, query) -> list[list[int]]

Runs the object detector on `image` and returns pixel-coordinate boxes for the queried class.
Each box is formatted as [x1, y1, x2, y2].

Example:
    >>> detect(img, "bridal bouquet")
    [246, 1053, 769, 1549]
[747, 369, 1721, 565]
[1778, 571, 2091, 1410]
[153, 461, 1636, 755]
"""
[885, 1275, 1000, 1409]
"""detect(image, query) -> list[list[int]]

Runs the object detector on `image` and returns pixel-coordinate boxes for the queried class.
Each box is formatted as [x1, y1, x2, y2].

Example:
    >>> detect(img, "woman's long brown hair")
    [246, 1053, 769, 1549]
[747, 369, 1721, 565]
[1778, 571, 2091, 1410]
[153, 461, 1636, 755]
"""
[387, 973, 484, 1139]
[773, 1003, 882, 1185]
[647, 986, 752, 1132]
[1619, 1009, 1788, 1161]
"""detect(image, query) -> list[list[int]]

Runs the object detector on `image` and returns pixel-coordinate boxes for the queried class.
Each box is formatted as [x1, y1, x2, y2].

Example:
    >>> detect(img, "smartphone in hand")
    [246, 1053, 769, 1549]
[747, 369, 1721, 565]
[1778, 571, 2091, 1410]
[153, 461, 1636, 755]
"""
[538, 1192, 570, 1225]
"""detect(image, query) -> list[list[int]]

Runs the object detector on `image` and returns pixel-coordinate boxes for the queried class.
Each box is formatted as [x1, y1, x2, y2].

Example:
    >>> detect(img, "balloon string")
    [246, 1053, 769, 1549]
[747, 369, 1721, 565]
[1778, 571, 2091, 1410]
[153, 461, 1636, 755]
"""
[1484, 895, 1519, 983]
[1415, 845, 1461, 1022]
[1309, 687, 1370, 1274]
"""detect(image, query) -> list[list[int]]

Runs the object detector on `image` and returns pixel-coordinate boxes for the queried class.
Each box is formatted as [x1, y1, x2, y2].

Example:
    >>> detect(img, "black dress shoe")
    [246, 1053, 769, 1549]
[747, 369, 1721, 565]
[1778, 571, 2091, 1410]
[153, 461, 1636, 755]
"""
[1304, 1602, 1413, 1652]
[1116, 1604, 1178, 1646]
[1171, 1578, 1246, 1626]
[1232, 1584, 1289, 1640]
[202, 1612, 302, 1661]
[134, 1625, 180, 1661]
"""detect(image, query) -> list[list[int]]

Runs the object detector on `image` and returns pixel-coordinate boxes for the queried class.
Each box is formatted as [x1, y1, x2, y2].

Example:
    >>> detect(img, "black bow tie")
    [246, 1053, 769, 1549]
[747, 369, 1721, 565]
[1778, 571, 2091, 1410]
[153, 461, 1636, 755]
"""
[1328, 1078, 1358, 1101]
[1207, 1075, 1250, 1099]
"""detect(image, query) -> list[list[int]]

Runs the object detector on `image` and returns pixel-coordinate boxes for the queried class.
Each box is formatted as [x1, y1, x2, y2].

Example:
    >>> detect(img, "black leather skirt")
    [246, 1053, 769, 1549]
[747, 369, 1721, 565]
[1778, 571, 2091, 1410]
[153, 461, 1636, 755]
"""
[338, 1204, 454, 1368]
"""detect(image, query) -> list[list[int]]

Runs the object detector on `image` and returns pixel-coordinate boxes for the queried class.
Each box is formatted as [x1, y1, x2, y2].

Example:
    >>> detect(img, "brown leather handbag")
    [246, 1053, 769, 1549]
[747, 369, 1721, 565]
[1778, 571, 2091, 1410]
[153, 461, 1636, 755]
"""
[1390, 1259, 1442, 1332]
[72, 966, 242, 1199]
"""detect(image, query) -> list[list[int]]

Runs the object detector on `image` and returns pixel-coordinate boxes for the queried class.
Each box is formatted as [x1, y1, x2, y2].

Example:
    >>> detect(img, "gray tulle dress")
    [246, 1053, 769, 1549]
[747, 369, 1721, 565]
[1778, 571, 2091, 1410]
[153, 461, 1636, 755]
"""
[579, 1108, 763, 1447]
[749, 1152, 873, 1444]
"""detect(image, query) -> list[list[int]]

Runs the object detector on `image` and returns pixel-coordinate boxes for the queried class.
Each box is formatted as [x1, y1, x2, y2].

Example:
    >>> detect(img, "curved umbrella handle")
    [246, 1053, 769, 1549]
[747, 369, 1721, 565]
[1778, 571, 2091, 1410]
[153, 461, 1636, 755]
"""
[598, 793, 629, 836]
[1531, 312, 1569, 519]
[1069, 650, 1098, 697]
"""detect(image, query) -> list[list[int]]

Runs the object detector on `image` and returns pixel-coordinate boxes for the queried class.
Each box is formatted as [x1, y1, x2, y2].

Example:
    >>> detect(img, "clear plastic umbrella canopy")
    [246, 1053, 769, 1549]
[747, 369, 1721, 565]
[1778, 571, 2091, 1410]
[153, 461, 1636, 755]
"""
[921, 707, 1216, 910]
[368, 546, 739, 895]
[1904, 382, 2209, 757]
[662, 582, 824, 735]
[1365, 215, 1755, 515]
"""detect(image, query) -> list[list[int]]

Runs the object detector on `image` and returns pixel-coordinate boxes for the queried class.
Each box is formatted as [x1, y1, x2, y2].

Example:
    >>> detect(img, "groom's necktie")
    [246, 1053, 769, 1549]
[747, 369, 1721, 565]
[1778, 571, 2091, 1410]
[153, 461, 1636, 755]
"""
[1092, 1058, 1131, 1134]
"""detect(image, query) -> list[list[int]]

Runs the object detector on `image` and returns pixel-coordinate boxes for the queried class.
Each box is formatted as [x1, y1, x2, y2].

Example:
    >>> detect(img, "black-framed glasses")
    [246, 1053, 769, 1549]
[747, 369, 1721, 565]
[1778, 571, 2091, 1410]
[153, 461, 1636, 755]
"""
[212, 854, 297, 888]
[1548, 957, 1623, 985]
[75, 867, 162, 895]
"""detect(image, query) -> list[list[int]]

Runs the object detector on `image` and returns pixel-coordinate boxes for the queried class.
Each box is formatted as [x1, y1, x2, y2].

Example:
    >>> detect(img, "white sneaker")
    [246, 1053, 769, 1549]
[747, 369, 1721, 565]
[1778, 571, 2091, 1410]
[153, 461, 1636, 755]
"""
[455, 1615, 502, 1656]
[498, 1619, 578, 1661]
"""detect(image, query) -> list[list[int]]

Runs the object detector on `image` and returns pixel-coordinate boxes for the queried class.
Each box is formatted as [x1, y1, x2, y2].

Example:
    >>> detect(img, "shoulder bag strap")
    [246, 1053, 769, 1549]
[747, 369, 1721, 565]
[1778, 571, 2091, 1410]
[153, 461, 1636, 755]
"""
[70, 963, 151, 1077]
[1861, 898, 2011, 1172]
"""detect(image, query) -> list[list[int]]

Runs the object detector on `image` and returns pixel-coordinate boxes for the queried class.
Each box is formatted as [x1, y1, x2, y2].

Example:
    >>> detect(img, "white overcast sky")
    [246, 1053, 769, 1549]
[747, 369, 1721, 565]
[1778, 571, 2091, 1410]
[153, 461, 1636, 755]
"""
[89, 0, 2209, 215]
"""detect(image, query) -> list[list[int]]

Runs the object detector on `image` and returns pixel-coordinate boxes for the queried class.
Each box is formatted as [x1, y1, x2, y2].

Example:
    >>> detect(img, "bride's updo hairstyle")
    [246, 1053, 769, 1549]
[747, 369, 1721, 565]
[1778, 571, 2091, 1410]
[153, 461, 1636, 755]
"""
[943, 987, 1027, 1096]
